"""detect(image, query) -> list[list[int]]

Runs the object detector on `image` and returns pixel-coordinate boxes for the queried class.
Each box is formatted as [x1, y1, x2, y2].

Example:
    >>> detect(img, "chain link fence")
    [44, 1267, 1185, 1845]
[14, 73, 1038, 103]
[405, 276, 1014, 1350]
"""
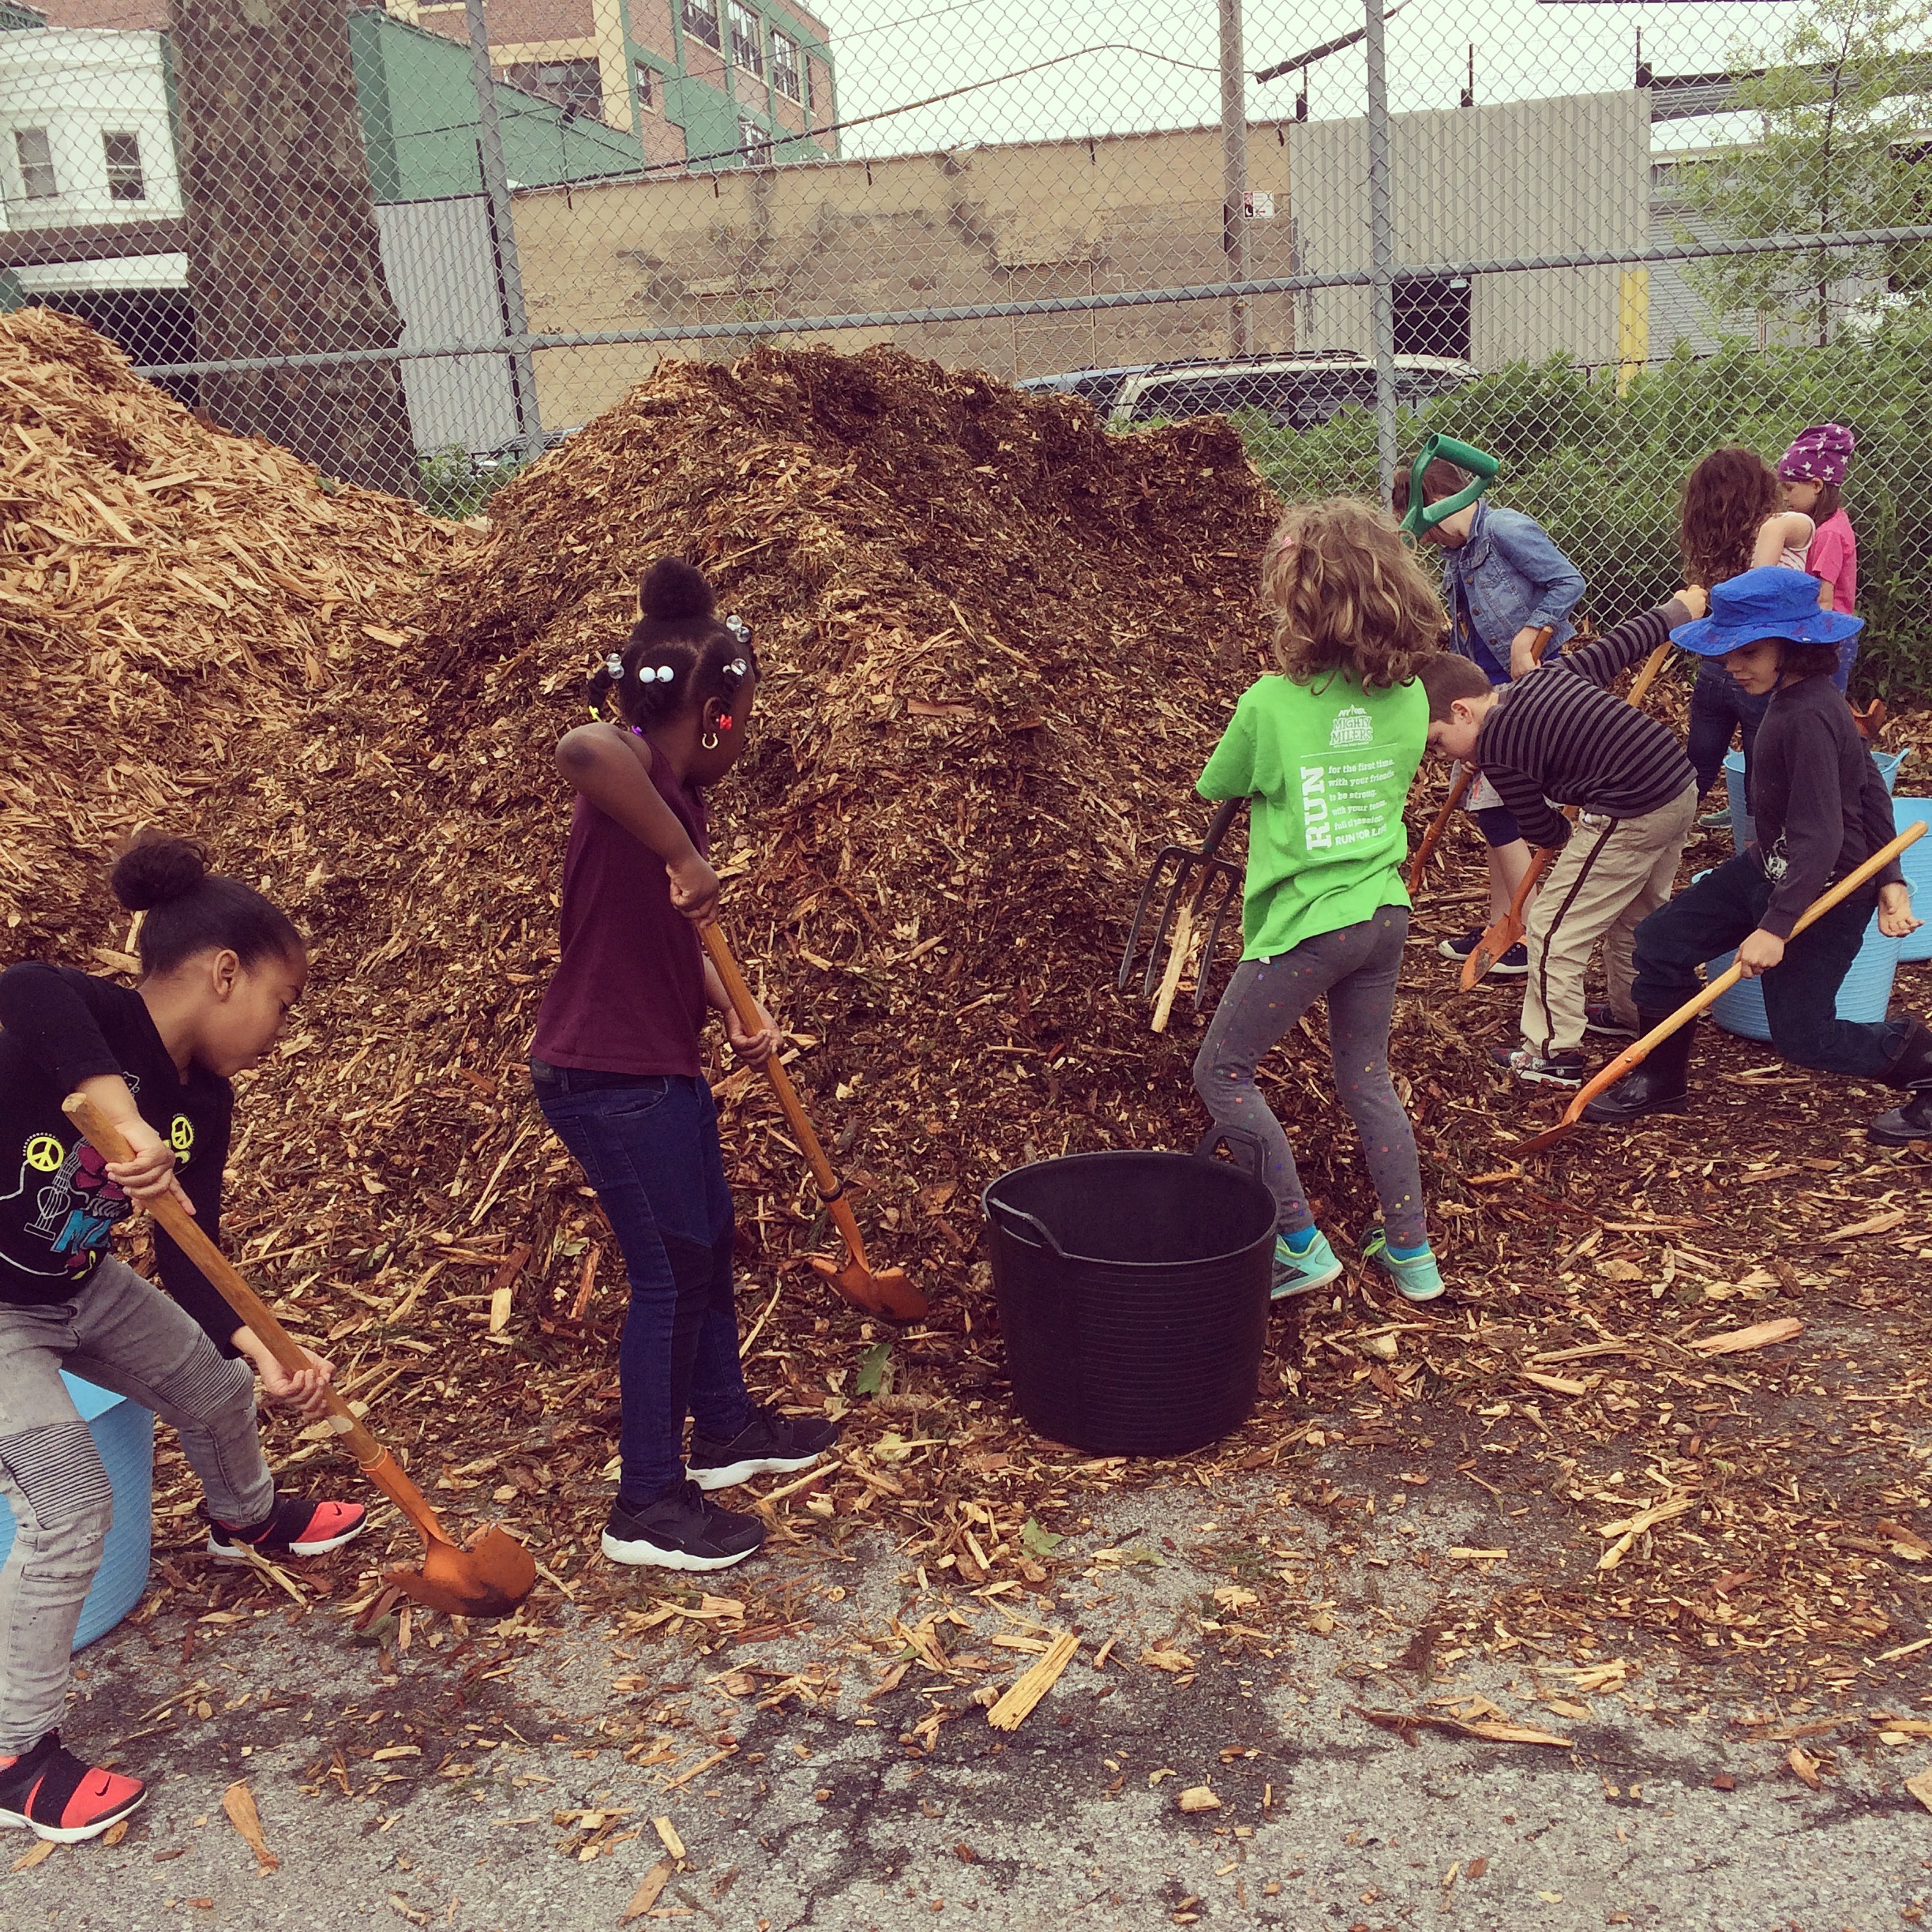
[4, 0, 1930, 677]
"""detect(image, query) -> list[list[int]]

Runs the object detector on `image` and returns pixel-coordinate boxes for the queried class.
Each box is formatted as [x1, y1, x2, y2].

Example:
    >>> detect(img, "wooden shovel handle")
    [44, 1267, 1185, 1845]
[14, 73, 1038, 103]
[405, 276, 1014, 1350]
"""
[1626, 640, 1671, 711]
[1459, 845, 1555, 991]
[61, 1094, 454, 1548]
[1521, 819, 1928, 1151]
[698, 924, 871, 1269]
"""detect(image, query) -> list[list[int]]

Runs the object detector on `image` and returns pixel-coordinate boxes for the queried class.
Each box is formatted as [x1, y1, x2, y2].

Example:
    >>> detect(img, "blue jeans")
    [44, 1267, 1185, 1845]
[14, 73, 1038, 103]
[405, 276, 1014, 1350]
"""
[532, 1065, 749, 1502]
[1686, 662, 1772, 797]
[1630, 852, 1907, 1078]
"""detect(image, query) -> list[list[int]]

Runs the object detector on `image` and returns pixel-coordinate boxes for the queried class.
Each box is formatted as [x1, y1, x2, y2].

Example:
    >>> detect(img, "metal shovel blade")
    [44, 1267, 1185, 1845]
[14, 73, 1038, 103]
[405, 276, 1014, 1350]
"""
[385, 1524, 538, 1619]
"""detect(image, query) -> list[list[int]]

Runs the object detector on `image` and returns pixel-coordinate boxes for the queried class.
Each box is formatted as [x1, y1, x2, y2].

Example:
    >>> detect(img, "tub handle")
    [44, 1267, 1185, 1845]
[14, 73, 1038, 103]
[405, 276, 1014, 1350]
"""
[985, 1198, 1073, 1260]
[1195, 1127, 1266, 1176]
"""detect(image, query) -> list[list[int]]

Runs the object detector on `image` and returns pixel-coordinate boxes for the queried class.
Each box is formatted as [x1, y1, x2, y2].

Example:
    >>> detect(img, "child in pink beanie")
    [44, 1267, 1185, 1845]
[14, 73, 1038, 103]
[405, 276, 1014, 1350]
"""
[1779, 424, 1858, 691]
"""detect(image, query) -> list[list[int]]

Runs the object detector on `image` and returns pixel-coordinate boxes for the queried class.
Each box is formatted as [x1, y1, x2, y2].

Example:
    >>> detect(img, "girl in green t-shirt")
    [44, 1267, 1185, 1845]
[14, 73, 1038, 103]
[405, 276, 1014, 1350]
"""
[1192, 499, 1444, 1304]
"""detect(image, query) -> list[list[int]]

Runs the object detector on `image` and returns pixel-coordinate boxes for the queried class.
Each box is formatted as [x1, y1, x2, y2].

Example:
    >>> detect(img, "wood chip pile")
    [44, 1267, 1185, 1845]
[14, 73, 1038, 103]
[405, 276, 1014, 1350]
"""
[4, 318, 1930, 1704]
[0, 309, 472, 955]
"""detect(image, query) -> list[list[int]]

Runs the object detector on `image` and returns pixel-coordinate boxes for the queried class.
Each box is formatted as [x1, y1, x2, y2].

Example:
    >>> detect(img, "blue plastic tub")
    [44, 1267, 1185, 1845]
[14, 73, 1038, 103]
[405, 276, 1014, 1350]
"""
[1724, 746, 1908, 848]
[1893, 798, 1932, 963]
[0, 1374, 154, 1650]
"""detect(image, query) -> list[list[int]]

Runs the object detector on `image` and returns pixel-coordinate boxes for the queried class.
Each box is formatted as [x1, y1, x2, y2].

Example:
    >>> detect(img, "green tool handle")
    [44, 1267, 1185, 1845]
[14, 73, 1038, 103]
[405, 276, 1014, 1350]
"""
[1400, 433, 1502, 538]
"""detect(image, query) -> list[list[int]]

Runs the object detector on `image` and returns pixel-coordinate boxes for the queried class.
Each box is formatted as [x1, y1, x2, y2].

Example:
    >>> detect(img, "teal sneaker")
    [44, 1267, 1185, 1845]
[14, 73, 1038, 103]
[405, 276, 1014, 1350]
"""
[1360, 1226, 1445, 1303]
[1271, 1228, 1345, 1301]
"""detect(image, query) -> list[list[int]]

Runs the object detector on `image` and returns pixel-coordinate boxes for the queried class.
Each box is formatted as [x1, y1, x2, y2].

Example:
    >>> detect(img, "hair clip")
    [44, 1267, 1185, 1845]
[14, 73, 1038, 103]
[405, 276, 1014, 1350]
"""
[718, 714, 734, 732]
[651, 663, 675, 684]
[723, 658, 748, 680]
[602, 651, 625, 679]
[725, 615, 751, 644]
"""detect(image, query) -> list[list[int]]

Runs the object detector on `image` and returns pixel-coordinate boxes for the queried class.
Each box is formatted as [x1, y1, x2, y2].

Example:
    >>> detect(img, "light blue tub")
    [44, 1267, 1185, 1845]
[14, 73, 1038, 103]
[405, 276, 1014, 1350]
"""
[1893, 798, 1932, 963]
[0, 1374, 155, 1650]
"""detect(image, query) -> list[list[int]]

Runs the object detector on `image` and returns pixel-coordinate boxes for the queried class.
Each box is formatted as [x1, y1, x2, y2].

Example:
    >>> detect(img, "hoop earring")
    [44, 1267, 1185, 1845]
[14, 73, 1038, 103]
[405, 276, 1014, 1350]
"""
[700, 730, 720, 751]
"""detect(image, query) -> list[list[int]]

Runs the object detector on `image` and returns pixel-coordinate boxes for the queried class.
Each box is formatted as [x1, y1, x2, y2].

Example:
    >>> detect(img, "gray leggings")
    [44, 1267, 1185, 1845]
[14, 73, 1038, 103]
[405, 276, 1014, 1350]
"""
[1191, 906, 1427, 1250]
[0, 1256, 274, 1752]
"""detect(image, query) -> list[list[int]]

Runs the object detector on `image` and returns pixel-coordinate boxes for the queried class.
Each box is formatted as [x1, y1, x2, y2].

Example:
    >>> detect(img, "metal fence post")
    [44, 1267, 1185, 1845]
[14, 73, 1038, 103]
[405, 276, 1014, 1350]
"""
[463, 0, 542, 459]
[1219, 0, 1251, 358]
[1361, 0, 1398, 505]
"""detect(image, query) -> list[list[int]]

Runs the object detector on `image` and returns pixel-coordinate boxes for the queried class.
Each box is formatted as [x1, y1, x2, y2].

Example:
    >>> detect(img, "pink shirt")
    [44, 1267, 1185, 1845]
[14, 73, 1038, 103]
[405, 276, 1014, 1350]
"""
[1806, 508, 1856, 615]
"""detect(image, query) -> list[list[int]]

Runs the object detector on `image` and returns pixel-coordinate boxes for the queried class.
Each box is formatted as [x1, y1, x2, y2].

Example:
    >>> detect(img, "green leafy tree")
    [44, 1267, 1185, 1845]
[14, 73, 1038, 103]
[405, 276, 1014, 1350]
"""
[1672, 0, 1932, 346]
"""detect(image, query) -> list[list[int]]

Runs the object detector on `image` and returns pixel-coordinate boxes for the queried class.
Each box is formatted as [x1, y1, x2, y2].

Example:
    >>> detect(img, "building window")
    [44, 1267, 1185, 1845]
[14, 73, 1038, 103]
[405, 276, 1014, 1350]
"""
[682, 0, 721, 52]
[504, 58, 606, 118]
[14, 128, 55, 200]
[738, 116, 771, 165]
[729, 2, 763, 76]
[103, 131, 144, 202]
[633, 61, 655, 111]
[770, 29, 801, 102]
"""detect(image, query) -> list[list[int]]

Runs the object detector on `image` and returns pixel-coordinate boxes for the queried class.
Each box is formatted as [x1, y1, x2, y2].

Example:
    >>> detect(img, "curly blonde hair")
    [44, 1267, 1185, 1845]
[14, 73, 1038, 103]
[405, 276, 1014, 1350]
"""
[1260, 498, 1445, 688]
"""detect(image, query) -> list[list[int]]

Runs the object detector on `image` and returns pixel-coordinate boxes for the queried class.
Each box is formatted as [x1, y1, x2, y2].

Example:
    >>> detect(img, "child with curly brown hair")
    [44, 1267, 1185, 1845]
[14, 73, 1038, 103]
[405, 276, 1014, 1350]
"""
[1680, 445, 1819, 815]
[1191, 498, 1445, 1305]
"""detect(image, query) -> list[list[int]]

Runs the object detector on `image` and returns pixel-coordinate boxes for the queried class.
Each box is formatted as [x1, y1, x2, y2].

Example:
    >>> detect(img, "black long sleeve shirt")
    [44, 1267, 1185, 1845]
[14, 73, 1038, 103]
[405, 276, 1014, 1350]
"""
[0, 963, 239, 1352]
[1471, 600, 1697, 850]
[1747, 674, 1905, 939]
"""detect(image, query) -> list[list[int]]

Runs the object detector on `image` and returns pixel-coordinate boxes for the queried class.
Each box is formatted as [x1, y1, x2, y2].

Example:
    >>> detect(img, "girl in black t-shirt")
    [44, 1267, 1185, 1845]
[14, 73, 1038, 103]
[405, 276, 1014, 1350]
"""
[0, 836, 363, 1844]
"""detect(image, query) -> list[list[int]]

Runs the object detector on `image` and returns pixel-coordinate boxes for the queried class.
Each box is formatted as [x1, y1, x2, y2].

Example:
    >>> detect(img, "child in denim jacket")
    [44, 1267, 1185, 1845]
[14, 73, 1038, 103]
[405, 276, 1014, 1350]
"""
[1392, 458, 1585, 974]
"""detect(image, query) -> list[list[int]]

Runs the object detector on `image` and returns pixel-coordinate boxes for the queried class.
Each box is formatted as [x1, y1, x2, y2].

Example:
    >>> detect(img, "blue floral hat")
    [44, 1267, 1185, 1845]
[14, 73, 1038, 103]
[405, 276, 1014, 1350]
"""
[1671, 566, 1864, 658]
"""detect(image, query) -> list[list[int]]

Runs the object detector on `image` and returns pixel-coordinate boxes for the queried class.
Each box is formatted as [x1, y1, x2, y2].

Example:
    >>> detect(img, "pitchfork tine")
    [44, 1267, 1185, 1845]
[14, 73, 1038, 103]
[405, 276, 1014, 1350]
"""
[1139, 861, 1196, 997]
[1118, 846, 1185, 991]
[1190, 864, 1244, 1013]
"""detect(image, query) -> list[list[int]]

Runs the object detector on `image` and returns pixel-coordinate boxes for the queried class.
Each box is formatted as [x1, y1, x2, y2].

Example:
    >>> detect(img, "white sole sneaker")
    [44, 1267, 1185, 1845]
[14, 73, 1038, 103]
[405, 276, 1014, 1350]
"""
[688, 1450, 823, 1493]
[206, 1518, 369, 1564]
[600, 1529, 759, 1571]
[0, 1787, 146, 1844]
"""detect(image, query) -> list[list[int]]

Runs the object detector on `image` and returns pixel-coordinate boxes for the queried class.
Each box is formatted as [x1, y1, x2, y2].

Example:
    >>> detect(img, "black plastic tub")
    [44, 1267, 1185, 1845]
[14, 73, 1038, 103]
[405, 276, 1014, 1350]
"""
[981, 1139, 1275, 1457]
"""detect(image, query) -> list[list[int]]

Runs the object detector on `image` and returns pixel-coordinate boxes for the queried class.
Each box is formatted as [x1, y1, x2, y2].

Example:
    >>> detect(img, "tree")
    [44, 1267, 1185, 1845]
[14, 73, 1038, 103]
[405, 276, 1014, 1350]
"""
[170, 0, 418, 497]
[1673, 0, 1932, 347]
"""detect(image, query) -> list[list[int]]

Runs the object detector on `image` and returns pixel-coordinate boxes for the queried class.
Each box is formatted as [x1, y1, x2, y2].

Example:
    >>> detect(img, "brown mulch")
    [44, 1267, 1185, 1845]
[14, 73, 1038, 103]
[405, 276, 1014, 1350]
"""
[3, 314, 1930, 1719]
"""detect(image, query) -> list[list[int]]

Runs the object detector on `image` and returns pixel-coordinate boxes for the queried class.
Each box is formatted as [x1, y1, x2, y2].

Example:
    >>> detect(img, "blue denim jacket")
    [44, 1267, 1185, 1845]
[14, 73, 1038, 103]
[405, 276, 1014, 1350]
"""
[1441, 504, 1585, 685]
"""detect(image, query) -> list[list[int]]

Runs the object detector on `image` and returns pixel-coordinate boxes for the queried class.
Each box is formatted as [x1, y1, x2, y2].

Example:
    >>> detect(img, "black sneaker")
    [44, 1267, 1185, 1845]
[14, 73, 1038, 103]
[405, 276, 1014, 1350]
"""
[688, 1401, 839, 1492]
[1437, 928, 1481, 963]
[1438, 932, 1529, 977]
[1585, 1004, 1638, 1038]
[206, 1495, 367, 1563]
[1488, 942, 1529, 977]
[602, 1481, 766, 1572]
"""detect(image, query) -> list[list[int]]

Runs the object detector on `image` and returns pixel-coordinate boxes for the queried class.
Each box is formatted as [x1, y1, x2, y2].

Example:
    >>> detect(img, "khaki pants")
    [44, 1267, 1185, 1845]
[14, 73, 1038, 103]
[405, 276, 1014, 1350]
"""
[1519, 782, 1698, 1056]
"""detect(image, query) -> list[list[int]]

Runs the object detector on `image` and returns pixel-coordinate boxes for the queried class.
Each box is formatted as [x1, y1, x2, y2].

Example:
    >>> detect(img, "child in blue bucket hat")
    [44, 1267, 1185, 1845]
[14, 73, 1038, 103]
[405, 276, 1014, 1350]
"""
[1584, 568, 1932, 1143]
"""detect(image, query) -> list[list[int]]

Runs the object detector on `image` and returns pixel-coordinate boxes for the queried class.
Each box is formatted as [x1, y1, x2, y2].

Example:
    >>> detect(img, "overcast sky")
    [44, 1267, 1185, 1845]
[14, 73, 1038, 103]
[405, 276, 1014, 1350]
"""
[812, 0, 1811, 156]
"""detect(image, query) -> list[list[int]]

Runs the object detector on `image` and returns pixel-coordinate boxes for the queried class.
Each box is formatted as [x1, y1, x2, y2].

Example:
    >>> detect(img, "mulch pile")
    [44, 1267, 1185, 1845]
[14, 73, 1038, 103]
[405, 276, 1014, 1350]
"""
[5, 317, 1931, 1722]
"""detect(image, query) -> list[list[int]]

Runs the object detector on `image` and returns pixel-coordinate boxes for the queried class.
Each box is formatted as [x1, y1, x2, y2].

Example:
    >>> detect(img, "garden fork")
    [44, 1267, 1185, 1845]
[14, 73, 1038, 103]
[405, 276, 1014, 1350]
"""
[1118, 797, 1246, 1031]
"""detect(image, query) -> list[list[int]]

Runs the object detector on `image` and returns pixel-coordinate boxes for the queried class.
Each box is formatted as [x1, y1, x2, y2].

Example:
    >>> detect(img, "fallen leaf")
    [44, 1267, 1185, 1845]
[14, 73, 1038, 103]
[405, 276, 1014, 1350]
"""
[1908, 1769, 1932, 1815]
[1787, 1746, 1822, 1791]
[621, 1861, 673, 1922]
[101, 1819, 129, 1847]
[1139, 1649, 1196, 1672]
[371, 1745, 422, 1761]
[1689, 1318, 1803, 1356]
[1712, 1773, 1736, 1791]
[1176, 1786, 1221, 1813]
[222, 1780, 279, 1872]
[1020, 1517, 1065, 1560]
[1465, 1856, 1488, 1879]
[11, 1838, 56, 1871]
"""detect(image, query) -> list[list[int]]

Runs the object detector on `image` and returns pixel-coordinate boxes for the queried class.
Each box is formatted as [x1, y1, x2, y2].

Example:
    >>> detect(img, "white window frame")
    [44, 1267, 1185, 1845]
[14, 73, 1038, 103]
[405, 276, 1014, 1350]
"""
[770, 28, 801, 102]
[15, 127, 55, 201]
[738, 115, 771, 165]
[633, 60, 656, 112]
[103, 130, 145, 203]
[681, 0, 722, 52]
[729, 0, 763, 77]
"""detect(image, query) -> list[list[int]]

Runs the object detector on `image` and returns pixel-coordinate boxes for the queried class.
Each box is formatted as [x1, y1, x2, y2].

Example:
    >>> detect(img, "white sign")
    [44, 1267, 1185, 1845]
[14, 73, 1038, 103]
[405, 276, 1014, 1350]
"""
[1242, 191, 1276, 219]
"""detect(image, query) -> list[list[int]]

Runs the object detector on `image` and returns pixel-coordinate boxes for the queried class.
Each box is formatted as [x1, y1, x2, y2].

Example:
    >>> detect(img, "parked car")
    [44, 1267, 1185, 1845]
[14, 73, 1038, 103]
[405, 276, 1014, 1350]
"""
[1018, 350, 1477, 430]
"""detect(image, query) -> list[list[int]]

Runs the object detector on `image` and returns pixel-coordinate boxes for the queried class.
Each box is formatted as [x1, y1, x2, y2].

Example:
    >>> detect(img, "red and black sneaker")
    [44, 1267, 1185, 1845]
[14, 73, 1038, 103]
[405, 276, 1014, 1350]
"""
[206, 1495, 368, 1563]
[0, 1731, 145, 1843]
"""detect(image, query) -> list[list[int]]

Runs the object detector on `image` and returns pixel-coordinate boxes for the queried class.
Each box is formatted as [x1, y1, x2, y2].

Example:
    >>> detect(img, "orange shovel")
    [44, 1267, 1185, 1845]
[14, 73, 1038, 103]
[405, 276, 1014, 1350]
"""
[699, 924, 926, 1322]
[1459, 845, 1555, 989]
[63, 1096, 537, 1619]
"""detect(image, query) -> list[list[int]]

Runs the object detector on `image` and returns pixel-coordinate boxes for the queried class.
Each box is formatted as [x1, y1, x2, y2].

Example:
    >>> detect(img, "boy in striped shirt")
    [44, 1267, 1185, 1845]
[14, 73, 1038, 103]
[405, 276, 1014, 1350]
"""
[1416, 587, 1709, 1085]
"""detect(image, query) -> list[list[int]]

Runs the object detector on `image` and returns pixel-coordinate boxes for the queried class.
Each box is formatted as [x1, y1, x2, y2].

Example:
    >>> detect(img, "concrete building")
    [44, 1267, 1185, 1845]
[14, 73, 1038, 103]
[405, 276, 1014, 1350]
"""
[507, 90, 1655, 433]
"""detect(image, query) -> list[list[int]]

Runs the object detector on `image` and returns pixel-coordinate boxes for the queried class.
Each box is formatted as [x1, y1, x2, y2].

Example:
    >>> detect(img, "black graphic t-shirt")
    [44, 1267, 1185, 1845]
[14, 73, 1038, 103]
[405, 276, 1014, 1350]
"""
[0, 963, 238, 1352]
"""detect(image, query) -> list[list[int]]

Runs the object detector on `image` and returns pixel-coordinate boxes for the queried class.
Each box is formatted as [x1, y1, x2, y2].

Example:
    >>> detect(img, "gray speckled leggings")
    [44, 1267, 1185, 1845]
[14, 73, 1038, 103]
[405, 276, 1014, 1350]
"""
[1191, 906, 1426, 1249]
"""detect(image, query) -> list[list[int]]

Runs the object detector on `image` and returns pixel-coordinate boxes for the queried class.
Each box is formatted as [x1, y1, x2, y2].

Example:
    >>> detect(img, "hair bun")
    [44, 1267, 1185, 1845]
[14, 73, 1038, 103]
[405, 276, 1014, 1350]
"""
[637, 559, 716, 624]
[112, 833, 209, 911]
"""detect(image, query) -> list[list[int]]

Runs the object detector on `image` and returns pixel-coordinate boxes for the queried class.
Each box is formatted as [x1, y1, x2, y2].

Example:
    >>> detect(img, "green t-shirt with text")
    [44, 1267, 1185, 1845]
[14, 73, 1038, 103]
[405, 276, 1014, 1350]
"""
[1197, 671, 1427, 962]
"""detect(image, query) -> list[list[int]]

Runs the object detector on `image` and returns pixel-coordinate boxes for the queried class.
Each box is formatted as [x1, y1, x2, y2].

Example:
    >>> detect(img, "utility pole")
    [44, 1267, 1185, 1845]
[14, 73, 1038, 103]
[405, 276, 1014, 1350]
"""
[464, 0, 542, 459]
[1362, 0, 1399, 505]
[1219, 0, 1252, 358]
